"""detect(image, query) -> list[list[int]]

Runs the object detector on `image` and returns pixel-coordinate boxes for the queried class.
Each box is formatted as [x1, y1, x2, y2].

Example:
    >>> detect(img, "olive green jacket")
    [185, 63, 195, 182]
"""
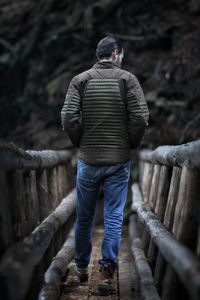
[61, 60, 149, 166]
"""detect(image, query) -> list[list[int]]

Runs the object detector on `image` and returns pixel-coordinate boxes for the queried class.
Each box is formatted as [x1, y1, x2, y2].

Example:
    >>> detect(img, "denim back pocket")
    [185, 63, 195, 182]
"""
[77, 159, 96, 183]
[106, 160, 131, 183]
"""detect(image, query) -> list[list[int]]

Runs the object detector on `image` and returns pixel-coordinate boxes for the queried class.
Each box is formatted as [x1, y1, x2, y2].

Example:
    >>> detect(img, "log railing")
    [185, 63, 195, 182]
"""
[130, 139, 200, 300]
[0, 141, 77, 300]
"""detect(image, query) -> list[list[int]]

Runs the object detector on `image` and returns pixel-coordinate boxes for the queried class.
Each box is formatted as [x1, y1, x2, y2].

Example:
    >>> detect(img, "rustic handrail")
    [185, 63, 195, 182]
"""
[132, 139, 200, 300]
[129, 214, 160, 300]
[39, 229, 75, 300]
[132, 183, 200, 300]
[0, 189, 76, 300]
[139, 139, 200, 169]
[0, 141, 76, 300]
[0, 141, 73, 171]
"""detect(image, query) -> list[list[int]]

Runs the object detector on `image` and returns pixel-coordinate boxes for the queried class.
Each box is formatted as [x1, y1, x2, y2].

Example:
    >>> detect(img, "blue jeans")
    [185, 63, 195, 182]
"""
[74, 158, 131, 273]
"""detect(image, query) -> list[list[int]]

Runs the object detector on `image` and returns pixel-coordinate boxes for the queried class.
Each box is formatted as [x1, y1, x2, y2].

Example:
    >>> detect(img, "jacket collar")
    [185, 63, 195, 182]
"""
[92, 60, 120, 69]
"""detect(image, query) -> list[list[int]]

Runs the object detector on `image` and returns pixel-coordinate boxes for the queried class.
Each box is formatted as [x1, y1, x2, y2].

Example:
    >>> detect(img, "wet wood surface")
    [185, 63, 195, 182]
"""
[59, 226, 139, 300]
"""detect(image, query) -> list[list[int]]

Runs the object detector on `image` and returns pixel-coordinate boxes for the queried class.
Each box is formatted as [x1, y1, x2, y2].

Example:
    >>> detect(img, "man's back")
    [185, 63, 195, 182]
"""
[61, 60, 149, 166]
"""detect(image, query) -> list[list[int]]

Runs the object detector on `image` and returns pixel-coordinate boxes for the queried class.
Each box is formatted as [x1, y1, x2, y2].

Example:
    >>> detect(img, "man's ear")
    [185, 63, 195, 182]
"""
[114, 49, 118, 55]
[111, 49, 118, 60]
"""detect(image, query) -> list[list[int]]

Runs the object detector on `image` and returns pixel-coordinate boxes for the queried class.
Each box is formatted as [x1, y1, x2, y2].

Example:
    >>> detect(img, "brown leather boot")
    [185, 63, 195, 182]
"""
[97, 264, 116, 295]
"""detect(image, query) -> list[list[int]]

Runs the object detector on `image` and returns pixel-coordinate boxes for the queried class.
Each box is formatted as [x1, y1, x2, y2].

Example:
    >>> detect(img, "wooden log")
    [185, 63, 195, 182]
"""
[154, 166, 171, 220]
[54, 167, 66, 254]
[0, 141, 72, 171]
[197, 226, 200, 256]
[66, 157, 76, 192]
[56, 165, 64, 202]
[141, 228, 151, 257]
[153, 252, 166, 294]
[131, 183, 200, 300]
[163, 166, 182, 231]
[25, 259, 45, 300]
[148, 166, 171, 271]
[136, 212, 144, 235]
[149, 164, 160, 211]
[161, 265, 189, 300]
[6, 170, 27, 240]
[141, 162, 153, 203]
[139, 139, 200, 169]
[46, 167, 59, 211]
[38, 229, 75, 300]
[0, 171, 13, 257]
[0, 189, 76, 300]
[162, 166, 200, 299]
[61, 164, 69, 197]
[172, 166, 200, 249]
[23, 170, 40, 234]
[139, 160, 144, 187]
[43, 167, 59, 268]
[147, 239, 158, 272]
[140, 161, 146, 195]
[154, 167, 182, 292]
[129, 214, 160, 300]
[36, 169, 49, 222]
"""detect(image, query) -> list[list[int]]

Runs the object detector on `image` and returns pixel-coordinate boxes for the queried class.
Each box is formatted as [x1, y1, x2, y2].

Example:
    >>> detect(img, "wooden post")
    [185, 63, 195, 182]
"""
[142, 162, 153, 203]
[147, 239, 158, 272]
[6, 170, 27, 241]
[45, 167, 59, 264]
[155, 166, 172, 220]
[0, 171, 13, 257]
[140, 164, 159, 258]
[161, 265, 189, 300]
[141, 162, 154, 255]
[149, 164, 160, 211]
[153, 252, 166, 294]
[62, 164, 69, 197]
[66, 159, 76, 192]
[141, 227, 151, 257]
[139, 160, 145, 187]
[163, 167, 182, 231]
[23, 170, 40, 234]
[25, 260, 45, 300]
[140, 161, 147, 197]
[197, 226, 200, 256]
[162, 166, 200, 300]
[36, 169, 49, 222]
[172, 166, 200, 249]
[154, 166, 182, 291]
[54, 165, 66, 250]
[56, 165, 63, 203]
[148, 166, 172, 271]
[46, 167, 59, 211]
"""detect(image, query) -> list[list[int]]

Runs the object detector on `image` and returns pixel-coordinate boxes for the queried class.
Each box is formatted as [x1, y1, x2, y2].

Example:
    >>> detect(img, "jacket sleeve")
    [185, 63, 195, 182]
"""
[126, 74, 149, 149]
[61, 76, 82, 147]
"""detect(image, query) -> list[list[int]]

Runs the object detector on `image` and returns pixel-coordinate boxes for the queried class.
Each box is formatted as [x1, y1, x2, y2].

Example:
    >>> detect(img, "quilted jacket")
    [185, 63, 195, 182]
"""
[61, 60, 149, 166]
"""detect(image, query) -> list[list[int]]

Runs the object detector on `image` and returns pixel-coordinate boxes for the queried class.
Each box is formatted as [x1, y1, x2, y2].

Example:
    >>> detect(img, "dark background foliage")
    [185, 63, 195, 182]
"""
[0, 0, 200, 150]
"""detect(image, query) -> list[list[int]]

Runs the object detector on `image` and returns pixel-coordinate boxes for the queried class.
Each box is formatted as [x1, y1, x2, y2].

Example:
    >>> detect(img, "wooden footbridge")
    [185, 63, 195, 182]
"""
[0, 140, 200, 300]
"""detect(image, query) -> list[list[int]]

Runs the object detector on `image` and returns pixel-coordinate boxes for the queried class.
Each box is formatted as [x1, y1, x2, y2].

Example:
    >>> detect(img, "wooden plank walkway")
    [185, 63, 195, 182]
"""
[59, 226, 140, 300]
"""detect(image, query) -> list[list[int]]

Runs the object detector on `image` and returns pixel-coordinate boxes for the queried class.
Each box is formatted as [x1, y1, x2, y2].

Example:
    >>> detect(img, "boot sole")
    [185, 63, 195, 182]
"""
[97, 283, 116, 295]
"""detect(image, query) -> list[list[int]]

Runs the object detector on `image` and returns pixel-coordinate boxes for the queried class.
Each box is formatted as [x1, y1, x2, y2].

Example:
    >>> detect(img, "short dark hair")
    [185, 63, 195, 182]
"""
[96, 36, 122, 60]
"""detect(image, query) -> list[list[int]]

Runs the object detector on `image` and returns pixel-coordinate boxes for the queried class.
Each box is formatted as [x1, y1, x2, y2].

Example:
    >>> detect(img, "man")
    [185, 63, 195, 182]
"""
[61, 36, 149, 294]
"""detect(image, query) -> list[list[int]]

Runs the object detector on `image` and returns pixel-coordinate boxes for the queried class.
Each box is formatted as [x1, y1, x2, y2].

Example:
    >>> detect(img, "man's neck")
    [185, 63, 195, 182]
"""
[99, 58, 113, 62]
